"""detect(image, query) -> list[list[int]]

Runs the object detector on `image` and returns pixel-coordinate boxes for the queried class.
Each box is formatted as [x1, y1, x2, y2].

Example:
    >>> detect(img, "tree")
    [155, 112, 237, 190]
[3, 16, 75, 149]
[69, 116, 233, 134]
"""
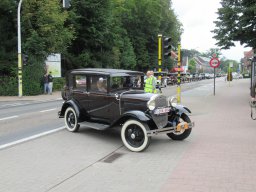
[219, 59, 239, 73]
[188, 59, 197, 74]
[22, 0, 75, 60]
[0, 0, 17, 76]
[213, 0, 256, 49]
[20, 0, 75, 95]
[66, 0, 114, 69]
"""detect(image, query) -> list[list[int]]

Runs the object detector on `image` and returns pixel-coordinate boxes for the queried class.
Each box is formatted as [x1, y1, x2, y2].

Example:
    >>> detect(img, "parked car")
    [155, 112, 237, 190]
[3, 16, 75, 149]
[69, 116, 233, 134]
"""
[59, 68, 194, 152]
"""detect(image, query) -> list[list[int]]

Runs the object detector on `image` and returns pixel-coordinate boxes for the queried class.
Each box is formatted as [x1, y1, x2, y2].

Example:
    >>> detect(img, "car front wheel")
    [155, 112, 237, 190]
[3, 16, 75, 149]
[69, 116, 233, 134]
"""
[64, 107, 80, 132]
[121, 120, 151, 152]
[167, 113, 192, 140]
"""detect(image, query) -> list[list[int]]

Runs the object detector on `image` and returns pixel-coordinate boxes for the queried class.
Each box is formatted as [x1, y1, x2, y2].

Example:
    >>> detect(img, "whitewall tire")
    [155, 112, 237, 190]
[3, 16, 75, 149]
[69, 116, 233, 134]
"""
[121, 119, 151, 152]
[64, 107, 80, 132]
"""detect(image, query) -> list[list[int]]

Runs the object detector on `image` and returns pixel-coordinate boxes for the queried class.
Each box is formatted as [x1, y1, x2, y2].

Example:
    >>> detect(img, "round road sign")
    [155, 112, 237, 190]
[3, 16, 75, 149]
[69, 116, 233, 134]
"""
[209, 58, 220, 68]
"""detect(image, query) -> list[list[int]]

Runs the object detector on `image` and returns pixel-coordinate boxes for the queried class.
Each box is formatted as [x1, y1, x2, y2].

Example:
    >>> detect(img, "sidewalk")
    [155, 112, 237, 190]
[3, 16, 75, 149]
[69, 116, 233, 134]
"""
[0, 91, 62, 102]
[162, 78, 256, 192]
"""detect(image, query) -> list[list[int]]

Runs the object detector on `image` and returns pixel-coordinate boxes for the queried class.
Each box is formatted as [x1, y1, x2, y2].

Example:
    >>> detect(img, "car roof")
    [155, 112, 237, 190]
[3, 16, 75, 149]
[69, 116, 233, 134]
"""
[70, 68, 144, 76]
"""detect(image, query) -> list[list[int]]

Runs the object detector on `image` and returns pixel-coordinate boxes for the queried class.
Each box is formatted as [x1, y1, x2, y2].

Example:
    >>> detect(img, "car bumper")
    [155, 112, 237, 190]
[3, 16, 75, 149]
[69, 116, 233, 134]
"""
[147, 122, 195, 136]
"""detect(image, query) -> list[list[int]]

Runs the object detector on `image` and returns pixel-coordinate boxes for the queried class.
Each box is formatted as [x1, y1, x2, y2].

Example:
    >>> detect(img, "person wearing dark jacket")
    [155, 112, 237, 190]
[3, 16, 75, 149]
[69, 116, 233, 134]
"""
[43, 73, 49, 94]
[48, 71, 53, 95]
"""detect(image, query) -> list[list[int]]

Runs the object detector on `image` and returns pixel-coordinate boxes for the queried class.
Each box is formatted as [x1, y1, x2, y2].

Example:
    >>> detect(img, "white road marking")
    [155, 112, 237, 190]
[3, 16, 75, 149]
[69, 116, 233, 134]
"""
[0, 126, 66, 150]
[40, 108, 57, 113]
[0, 116, 19, 121]
[2, 103, 23, 107]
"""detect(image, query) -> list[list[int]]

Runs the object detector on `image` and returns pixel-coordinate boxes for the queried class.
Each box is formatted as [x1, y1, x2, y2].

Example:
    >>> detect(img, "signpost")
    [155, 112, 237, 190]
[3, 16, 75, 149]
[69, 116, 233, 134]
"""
[177, 42, 181, 103]
[45, 54, 61, 77]
[209, 55, 220, 96]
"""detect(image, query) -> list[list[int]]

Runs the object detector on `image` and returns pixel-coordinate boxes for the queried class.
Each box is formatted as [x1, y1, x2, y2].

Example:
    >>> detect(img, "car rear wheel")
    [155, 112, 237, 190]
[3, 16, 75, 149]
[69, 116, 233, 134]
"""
[64, 107, 80, 132]
[121, 120, 151, 152]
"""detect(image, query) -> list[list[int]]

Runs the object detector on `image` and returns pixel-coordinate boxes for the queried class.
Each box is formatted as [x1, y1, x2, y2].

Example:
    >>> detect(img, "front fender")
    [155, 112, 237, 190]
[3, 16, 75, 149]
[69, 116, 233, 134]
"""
[121, 110, 150, 122]
[58, 100, 81, 119]
[173, 104, 191, 115]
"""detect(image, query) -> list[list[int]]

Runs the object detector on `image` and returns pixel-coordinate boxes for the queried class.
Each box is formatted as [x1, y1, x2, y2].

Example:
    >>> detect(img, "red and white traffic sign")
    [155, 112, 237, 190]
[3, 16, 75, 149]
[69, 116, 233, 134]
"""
[209, 58, 220, 68]
[212, 53, 217, 58]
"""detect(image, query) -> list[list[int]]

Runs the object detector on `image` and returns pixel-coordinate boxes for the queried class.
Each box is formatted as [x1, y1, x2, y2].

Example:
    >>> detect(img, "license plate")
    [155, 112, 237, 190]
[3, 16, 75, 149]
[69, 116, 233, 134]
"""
[154, 107, 170, 115]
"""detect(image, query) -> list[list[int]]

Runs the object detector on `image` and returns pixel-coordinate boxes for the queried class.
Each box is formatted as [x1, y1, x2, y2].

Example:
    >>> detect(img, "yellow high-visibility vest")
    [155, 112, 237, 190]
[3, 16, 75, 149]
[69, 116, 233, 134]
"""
[144, 77, 156, 93]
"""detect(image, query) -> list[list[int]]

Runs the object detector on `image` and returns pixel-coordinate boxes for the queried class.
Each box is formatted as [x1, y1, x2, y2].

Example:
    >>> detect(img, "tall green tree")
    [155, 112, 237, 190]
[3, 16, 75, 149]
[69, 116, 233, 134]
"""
[0, 0, 17, 76]
[66, 0, 113, 69]
[119, 0, 182, 71]
[20, 0, 75, 95]
[108, 0, 137, 70]
[188, 58, 197, 74]
[22, 0, 75, 60]
[213, 0, 256, 49]
[219, 59, 239, 73]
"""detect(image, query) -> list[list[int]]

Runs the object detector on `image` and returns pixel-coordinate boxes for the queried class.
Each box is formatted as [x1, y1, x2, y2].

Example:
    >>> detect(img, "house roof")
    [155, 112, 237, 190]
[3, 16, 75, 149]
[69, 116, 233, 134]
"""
[244, 49, 254, 58]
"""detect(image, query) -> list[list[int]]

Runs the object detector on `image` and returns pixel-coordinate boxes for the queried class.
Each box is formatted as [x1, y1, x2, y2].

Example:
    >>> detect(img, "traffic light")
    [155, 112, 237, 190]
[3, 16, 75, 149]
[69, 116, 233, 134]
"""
[63, 0, 71, 8]
[163, 37, 172, 58]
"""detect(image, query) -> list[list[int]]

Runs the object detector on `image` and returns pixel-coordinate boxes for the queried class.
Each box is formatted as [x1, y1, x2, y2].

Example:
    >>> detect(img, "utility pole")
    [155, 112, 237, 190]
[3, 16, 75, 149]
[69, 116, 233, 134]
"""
[158, 34, 162, 74]
[177, 41, 181, 103]
[17, 0, 23, 97]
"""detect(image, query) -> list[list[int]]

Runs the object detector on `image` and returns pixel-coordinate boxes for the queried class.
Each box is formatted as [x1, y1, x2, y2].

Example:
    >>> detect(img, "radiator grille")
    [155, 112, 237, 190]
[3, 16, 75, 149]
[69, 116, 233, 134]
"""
[151, 95, 168, 129]
[155, 95, 168, 108]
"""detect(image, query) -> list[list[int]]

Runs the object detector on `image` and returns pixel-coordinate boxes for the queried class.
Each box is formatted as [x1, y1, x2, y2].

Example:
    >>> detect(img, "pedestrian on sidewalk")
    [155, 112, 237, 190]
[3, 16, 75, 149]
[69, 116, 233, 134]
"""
[43, 73, 49, 94]
[48, 71, 53, 95]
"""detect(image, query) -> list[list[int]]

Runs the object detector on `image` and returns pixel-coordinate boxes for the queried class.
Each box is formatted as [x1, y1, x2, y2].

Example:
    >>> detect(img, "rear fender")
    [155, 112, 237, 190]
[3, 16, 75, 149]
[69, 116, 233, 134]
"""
[59, 100, 81, 119]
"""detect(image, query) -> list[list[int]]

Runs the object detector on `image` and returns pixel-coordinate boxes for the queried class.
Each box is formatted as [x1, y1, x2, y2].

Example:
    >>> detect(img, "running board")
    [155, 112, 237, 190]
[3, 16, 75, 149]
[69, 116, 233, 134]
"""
[79, 121, 110, 130]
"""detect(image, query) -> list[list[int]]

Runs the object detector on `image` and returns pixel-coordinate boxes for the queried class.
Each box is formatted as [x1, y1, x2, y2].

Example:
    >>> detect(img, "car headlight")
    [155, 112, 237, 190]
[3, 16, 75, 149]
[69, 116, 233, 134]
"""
[169, 96, 178, 107]
[147, 99, 155, 110]
[147, 95, 158, 110]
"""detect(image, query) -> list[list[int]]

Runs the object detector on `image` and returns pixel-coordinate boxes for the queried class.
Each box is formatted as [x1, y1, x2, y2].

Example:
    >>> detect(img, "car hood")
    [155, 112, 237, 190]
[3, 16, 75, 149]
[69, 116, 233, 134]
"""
[120, 92, 155, 102]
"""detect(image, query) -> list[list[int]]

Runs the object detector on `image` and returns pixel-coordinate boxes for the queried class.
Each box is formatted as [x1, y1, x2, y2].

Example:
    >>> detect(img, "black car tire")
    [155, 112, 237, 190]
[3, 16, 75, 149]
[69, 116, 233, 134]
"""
[167, 113, 192, 140]
[64, 107, 80, 132]
[121, 119, 151, 152]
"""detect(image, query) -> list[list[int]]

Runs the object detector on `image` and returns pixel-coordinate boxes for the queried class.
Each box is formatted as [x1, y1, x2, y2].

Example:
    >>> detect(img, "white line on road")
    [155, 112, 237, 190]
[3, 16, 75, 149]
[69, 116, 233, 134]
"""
[0, 115, 19, 121]
[0, 126, 66, 150]
[40, 108, 57, 113]
[2, 103, 23, 107]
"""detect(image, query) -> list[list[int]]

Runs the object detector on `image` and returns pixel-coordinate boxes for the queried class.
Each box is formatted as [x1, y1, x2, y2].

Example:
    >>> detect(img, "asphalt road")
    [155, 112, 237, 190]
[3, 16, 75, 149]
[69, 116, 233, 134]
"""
[0, 100, 63, 146]
[0, 78, 223, 149]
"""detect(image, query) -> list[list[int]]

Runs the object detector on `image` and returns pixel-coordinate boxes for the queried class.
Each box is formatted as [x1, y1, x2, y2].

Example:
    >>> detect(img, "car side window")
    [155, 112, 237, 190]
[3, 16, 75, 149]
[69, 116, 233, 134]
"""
[111, 76, 122, 91]
[111, 76, 143, 91]
[89, 76, 107, 93]
[74, 75, 87, 91]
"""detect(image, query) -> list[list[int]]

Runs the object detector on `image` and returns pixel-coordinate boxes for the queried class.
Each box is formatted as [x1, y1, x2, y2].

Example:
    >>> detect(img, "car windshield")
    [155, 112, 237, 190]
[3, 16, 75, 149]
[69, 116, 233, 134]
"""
[110, 75, 143, 91]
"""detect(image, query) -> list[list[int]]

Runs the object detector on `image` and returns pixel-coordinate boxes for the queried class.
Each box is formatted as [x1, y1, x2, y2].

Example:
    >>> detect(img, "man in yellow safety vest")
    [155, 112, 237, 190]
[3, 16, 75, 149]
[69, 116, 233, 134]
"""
[144, 71, 157, 93]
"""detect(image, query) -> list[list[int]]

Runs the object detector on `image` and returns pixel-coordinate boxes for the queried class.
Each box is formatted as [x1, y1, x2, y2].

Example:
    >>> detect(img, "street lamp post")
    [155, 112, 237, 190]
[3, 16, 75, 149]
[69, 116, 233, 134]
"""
[17, 0, 23, 97]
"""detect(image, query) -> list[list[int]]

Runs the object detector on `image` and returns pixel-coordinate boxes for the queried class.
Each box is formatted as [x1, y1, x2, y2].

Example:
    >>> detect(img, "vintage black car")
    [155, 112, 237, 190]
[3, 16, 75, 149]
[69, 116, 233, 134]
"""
[59, 68, 194, 152]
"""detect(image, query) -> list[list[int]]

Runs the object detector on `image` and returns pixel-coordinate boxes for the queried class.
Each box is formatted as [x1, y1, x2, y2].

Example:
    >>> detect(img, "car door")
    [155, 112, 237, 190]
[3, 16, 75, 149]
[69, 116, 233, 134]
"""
[72, 74, 90, 115]
[87, 75, 112, 123]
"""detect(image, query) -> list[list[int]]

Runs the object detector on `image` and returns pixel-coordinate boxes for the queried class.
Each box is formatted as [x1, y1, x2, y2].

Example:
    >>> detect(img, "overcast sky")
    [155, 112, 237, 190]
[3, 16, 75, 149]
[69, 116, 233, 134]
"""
[171, 0, 252, 62]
